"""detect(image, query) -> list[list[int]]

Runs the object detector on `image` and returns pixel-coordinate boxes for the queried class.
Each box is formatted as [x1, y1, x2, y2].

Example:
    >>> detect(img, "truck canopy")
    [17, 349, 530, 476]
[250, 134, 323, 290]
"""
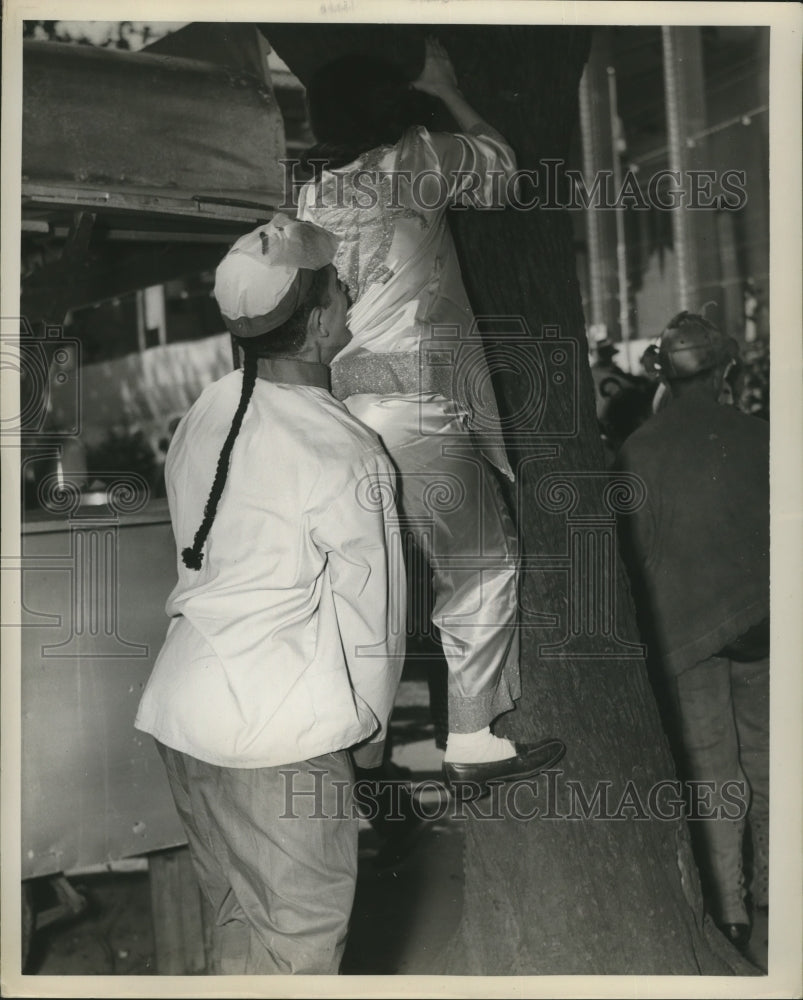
[21, 35, 290, 321]
[22, 38, 286, 223]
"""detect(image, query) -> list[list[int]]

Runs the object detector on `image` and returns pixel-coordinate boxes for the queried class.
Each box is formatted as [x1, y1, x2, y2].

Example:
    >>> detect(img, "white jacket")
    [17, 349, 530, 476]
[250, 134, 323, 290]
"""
[135, 370, 406, 768]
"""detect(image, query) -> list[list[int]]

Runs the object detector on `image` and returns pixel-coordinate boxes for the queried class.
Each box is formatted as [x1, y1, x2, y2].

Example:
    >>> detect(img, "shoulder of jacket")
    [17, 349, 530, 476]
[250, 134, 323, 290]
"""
[183, 370, 240, 417]
[336, 421, 387, 466]
[298, 392, 381, 451]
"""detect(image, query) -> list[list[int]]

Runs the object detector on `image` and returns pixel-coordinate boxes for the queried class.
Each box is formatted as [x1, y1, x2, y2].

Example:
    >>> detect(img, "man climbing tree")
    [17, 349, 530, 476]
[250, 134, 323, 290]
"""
[261, 22, 755, 975]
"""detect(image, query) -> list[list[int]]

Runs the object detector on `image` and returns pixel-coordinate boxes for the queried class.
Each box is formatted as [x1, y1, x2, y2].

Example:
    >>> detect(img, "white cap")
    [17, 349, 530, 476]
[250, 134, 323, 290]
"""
[213, 213, 340, 338]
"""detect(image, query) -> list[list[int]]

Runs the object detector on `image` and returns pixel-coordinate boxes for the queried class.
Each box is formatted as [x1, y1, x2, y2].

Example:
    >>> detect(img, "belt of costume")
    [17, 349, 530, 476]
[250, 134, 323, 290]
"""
[331, 350, 515, 481]
[331, 351, 454, 401]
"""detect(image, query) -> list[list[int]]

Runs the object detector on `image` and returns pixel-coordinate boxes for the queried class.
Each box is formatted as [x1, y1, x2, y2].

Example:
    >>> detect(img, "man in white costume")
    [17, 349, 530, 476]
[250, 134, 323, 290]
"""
[298, 38, 565, 792]
[136, 215, 406, 974]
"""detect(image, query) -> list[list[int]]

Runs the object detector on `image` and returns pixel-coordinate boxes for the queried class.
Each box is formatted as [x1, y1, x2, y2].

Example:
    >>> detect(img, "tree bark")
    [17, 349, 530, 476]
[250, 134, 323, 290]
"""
[261, 21, 754, 976]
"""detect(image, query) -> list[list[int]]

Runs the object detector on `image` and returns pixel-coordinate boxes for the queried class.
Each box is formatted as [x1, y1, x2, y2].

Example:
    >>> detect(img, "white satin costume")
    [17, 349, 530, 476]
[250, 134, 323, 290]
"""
[298, 124, 521, 731]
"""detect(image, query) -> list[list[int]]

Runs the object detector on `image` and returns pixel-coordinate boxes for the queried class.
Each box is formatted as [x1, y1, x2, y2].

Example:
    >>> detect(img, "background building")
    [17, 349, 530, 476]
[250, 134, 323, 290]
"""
[573, 26, 769, 372]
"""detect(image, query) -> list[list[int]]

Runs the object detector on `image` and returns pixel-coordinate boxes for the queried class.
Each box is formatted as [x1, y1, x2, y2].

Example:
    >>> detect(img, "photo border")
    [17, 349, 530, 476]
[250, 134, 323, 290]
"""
[2, 2, 800, 997]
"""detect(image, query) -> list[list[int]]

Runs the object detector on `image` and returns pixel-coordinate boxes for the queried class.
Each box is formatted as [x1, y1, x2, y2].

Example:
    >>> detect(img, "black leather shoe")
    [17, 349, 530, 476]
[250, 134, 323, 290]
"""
[717, 921, 751, 953]
[443, 738, 566, 800]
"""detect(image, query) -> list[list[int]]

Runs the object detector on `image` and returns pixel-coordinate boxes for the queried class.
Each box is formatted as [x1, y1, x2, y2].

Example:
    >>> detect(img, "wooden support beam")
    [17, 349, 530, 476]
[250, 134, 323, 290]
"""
[578, 28, 621, 343]
[148, 847, 207, 975]
[661, 26, 722, 313]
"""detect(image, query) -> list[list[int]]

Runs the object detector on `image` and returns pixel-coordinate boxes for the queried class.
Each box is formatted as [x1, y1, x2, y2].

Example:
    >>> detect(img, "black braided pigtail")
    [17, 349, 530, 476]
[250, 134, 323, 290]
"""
[181, 349, 259, 570]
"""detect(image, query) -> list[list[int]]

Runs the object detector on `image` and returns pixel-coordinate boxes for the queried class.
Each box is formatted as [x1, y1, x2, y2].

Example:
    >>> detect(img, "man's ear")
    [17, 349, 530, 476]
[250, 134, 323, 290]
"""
[306, 304, 328, 342]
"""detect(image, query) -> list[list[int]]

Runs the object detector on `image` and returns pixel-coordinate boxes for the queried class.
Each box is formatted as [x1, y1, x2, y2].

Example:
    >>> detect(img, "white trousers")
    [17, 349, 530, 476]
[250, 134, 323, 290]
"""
[345, 394, 521, 732]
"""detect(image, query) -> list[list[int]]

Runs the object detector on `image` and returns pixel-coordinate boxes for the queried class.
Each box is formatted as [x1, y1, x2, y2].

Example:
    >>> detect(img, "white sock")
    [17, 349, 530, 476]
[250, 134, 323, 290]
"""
[443, 728, 516, 764]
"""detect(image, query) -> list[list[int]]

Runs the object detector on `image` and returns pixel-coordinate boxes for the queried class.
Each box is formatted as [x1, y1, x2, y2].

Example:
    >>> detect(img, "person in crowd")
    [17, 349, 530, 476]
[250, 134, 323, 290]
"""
[618, 311, 769, 953]
[645, 317, 742, 416]
[296, 35, 565, 796]
[590, 337, 636, 418]
[135, 215, 406, 974]
[591, 337, 656, 462]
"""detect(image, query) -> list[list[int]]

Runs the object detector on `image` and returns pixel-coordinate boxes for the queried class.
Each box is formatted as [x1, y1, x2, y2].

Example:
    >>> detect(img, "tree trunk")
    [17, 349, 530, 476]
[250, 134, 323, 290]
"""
[261, 22, 754, 975]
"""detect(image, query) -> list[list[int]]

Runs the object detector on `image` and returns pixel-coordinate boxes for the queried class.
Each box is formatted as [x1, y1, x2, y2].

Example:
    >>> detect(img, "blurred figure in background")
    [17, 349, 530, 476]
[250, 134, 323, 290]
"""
[591, 336, 656, 463]
[619, 311, 769, 953]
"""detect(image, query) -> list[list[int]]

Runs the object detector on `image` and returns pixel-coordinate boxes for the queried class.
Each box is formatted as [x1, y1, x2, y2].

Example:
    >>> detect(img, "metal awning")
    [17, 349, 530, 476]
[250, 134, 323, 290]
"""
[22, 39, 287, 230]
[21, 38, 290, 321]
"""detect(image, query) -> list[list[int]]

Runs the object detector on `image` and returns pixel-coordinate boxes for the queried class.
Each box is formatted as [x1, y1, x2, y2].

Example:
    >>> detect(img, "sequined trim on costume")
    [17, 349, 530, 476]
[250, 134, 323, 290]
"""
[331, 351, 455, 401]
[310, 140, 431, 301]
